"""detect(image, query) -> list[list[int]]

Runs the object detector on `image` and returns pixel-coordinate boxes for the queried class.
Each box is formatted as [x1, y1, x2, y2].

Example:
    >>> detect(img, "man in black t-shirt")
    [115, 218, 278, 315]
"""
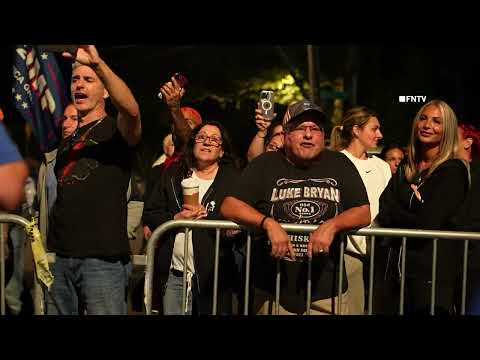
[221, 100, 370, 315]
[45, 45, 141, 315]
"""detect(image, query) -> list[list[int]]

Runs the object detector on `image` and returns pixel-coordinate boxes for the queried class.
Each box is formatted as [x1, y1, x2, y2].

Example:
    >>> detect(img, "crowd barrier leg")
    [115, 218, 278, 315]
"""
[399, 237, 407, 315]
[430, 238, 438, 315]
[32, 269, 44, 315]
[212, 229, 220, 315]
[461, 239, 469, 315]
[275, 260, 281, 315]
[243, 233, 251, 315]
[368, 236, 375, 315]
[306, 259, 312, 315]
[337, 242, 345, 315]
[182, 227, 190, 315]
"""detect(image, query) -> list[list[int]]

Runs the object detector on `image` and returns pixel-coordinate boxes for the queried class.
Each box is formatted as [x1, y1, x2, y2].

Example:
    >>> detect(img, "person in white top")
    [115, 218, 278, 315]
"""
[330, 106, 391, 314]
[143, 121, 240, 315]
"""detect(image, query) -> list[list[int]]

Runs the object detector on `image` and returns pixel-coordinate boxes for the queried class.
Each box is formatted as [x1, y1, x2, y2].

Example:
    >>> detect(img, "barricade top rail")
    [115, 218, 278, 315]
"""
[0, 214, 32, 228]
[147, 219, 480, 244]
[144, 219, 480, 315]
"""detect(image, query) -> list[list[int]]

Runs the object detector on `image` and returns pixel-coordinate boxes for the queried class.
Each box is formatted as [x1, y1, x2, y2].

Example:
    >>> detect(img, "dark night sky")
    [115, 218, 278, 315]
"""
[2, 44, 479, 176]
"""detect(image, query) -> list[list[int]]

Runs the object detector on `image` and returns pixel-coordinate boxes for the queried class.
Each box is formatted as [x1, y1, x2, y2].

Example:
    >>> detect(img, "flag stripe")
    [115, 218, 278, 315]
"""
[12, 45, 68, 152]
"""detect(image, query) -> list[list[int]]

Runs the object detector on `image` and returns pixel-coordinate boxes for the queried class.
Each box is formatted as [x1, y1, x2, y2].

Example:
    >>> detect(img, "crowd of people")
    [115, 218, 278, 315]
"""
[1, 45, 480, 316]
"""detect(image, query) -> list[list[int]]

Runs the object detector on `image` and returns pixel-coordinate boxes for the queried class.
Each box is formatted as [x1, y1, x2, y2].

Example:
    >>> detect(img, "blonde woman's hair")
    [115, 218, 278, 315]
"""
[405, 99, 459, 182]
[329, 106, 378, 151]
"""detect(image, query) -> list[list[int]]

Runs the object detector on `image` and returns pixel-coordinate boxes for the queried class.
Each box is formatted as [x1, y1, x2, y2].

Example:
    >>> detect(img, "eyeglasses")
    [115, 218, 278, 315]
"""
[288, 125, 323, 134]
[194, 134, 223, 147]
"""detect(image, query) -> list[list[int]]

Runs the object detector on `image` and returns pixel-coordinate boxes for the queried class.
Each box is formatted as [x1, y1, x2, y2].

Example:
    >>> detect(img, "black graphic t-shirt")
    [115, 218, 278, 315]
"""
[231, 149, 369, 311]
[49, 116, 132, 258]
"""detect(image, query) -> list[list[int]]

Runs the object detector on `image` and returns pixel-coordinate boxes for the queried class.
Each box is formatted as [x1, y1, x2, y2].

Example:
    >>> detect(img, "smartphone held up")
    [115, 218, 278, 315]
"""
[258, 90, 275, 121]
[158, 73, 189, 100]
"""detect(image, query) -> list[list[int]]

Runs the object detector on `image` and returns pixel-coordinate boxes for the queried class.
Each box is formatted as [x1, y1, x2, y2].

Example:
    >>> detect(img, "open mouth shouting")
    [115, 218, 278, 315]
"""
[74, 92, 88, 104]
[300, 142, 315, 148]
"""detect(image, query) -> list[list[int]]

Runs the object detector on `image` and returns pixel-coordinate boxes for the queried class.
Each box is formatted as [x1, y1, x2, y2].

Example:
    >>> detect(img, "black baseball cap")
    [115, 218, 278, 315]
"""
[282, 100, 327, 130]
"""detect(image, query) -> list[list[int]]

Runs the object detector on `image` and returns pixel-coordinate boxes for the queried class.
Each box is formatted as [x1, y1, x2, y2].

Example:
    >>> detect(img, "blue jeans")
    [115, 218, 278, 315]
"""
[45, 256, 132, 315]
[5, 225, 25, 315]
[163, 270, 196, 315]
[465, 270, 480, 315]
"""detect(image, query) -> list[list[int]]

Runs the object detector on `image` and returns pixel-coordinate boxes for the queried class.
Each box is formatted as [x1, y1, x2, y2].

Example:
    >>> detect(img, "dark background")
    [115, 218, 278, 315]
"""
[1, 44, 479, 178]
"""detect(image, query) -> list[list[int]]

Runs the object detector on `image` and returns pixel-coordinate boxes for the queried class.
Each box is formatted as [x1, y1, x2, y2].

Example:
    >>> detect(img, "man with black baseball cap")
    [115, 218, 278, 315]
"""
[221, 100, 371, 315]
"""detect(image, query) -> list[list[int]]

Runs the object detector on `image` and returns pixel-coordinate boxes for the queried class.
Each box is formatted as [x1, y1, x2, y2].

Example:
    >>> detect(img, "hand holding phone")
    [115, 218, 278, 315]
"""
[258, 90, 275, 121]
[158, 73, 189, 100]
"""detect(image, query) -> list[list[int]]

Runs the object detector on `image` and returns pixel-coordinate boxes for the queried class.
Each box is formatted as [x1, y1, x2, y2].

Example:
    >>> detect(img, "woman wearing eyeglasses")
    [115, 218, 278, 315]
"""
[143, 121, 240, 315]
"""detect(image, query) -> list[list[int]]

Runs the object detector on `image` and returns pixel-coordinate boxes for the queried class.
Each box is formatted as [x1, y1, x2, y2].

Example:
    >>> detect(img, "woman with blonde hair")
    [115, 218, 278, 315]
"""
[379, 99, 469, 314]
[330, 106, 391, 314]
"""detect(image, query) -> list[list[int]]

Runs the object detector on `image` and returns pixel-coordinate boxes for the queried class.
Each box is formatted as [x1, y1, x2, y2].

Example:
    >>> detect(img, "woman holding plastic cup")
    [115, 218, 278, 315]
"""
[143, 121, 239, 315]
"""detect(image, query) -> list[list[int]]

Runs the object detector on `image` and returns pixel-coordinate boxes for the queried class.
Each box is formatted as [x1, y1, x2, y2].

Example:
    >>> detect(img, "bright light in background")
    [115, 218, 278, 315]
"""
[236, 71, 306, 107]
[253, 73, 305, 105]
[192, 70, 307, 110]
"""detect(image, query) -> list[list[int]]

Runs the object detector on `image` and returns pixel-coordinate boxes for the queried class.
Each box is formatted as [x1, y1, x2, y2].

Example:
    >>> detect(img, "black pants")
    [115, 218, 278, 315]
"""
[371, 241, 401, 314]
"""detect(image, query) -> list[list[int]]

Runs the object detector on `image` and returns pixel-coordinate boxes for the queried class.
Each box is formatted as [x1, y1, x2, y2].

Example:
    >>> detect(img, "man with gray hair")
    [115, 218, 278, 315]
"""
[221, 100, 370, 315]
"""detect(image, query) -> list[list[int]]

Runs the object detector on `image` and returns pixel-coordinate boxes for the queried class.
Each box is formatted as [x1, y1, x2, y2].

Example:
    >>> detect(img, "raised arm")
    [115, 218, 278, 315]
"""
[64, 45, 141, 146]
[159, 77, 191, 153]
[246, 108, 276, 162]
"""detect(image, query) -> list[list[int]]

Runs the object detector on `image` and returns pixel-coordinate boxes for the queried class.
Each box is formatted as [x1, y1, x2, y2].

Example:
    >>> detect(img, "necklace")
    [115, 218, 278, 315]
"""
[63, 116, 107, 153]
[81, 116, 106, 135]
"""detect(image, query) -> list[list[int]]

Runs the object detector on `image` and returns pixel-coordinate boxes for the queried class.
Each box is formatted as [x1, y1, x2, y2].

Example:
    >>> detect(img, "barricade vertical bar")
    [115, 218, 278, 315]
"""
[462, 239, 469, 315]
[32, 275, 44, 315]
[368, 236, 375, 315]
[212, 228, 220, 315]
[399, 237, 407, 315]
[145, 246, 153, 315]
[0, 223, 5, 315]
[338, 241, 344, 315]
[306, 258, 312, 315]
[183, 227, 189, 315]
[244, 233, 251, 315]
[275, 260, 281, 315]
[430, 238, 438, 315]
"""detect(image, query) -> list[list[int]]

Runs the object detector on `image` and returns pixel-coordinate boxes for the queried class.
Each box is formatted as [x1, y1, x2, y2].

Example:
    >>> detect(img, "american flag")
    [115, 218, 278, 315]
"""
[12, 45, 68, 153]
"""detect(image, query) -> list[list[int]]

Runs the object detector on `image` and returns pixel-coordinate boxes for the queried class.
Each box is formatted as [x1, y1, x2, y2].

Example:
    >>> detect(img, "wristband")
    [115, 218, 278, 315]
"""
[259, 215, 269, 230]
[256, 133, 267, 139]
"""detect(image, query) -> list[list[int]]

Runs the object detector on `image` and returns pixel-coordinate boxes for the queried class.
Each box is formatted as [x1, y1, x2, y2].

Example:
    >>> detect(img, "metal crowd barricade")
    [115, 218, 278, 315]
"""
[144, 219, 480, 316]
[361, 228, 480, 315]
[1, 212, 154, 316]
[0, 213, 36, 316]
